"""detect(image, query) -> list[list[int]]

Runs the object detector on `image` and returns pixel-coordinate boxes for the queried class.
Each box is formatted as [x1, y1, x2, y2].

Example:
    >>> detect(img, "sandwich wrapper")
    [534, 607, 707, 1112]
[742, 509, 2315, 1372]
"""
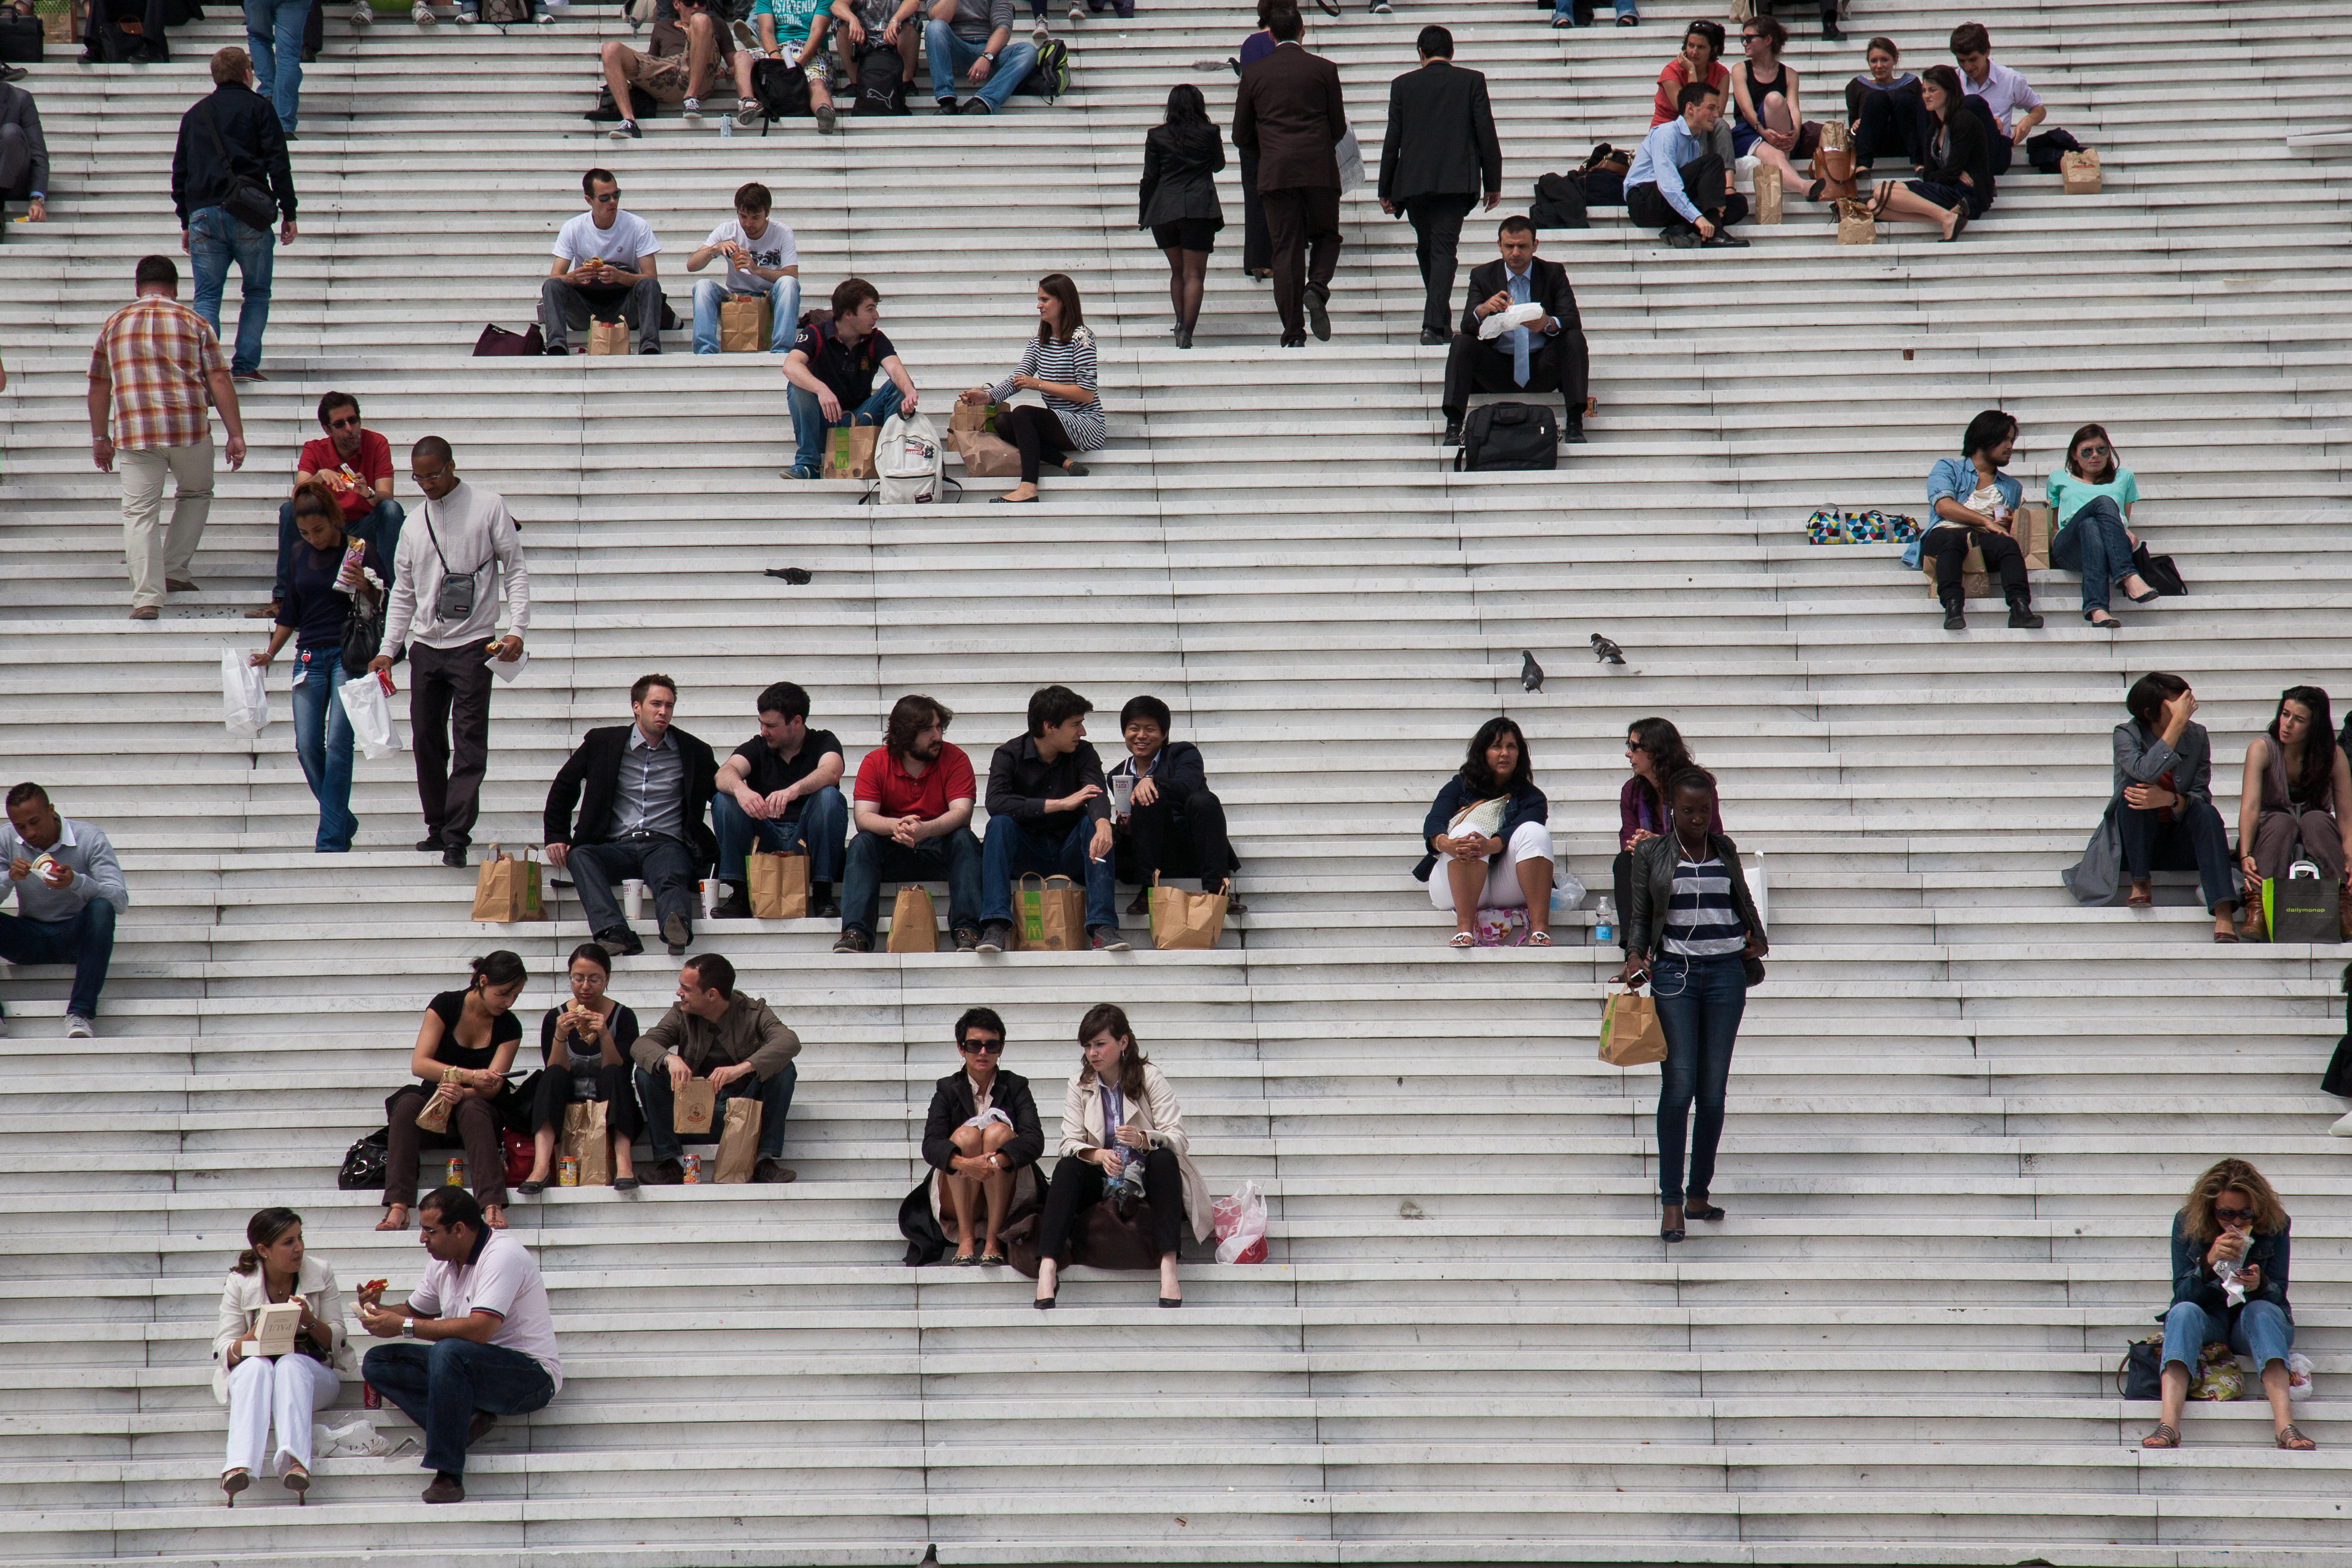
[1478, 302, 1545, 340]
[486, 646, 529, 684]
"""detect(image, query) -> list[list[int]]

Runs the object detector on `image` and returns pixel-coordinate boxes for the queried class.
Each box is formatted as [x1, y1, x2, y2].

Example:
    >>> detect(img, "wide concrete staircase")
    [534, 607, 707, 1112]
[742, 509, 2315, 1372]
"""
[2, 0, 2350, 1560]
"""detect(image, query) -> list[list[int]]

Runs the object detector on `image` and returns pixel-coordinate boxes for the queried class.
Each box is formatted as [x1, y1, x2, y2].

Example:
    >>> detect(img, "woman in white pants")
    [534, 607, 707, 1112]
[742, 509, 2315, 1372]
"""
[1415, 717, 1561, 947]
[211, 1207, 353, 1505]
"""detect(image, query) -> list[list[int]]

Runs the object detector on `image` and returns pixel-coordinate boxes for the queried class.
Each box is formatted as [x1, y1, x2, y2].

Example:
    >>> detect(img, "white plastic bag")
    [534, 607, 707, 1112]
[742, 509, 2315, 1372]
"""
[1212, 1179, 1268, 1265]
[2288, 1352, 2314, 1402]
[1747, 850, 1769, 934]
[313, 1416, 417, 1459]
[338, 669, 402, 760]
[222, 649, 269, 737]
[1335, 125, 1364, 192]
[1478, 300, 1545, 341]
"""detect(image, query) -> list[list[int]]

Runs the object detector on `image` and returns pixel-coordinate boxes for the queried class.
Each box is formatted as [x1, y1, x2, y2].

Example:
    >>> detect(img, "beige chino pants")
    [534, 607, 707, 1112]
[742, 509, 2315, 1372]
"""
[117, 436, 214, 611]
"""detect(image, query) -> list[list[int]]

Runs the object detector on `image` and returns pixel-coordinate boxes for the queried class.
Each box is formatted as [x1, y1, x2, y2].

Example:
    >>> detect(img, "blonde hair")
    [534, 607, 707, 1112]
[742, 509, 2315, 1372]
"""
[2181, 1158, 2286, 1243]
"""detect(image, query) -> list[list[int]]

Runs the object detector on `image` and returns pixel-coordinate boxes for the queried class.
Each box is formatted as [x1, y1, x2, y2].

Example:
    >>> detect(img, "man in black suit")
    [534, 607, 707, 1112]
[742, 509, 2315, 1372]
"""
[544, 674, 721, 958]
[1231, 5, 1346, 348]
[1440, 216, 1588, 448]
[1377, 26, 1501, 346]
[0, 77, 48, 230]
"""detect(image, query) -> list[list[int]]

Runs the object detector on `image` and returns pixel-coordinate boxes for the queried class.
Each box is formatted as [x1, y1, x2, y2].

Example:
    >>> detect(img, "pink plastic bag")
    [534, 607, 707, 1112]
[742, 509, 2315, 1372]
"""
[1212, 1180, 1268, 1265]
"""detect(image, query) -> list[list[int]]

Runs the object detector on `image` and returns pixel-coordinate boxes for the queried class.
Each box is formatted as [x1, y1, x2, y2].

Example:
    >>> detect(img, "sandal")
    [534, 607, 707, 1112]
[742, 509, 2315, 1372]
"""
[978, 1251, 1006, 1266]
[2277, 1424, 2316, 1450]
[284, 1464, 309, 1504]
[1447, 931, 1475, 948]
[2141, 1422, 2179, 1449]
[2126, 887, 2153, 908]
[1526, 931, 1552, 946]
[222, 1469, 251, 1506]
[949, 1250, 978, 1266]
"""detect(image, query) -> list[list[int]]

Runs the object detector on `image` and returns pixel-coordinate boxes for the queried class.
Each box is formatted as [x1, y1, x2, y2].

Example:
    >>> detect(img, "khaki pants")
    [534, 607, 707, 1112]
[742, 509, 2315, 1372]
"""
[118, 436, 214, 611]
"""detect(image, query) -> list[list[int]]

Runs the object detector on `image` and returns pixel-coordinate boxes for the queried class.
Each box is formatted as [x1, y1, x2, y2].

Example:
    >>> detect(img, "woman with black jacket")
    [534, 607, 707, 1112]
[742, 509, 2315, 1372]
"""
[917, 1007, 1044, 1265]
[1140, 83, 1227, 349]
[1867, 64, 1991, 241]
[2144, 1159, 2310, 1450]
[1416, 716, 1558, 949]
[1613, 768, 1767, 1243]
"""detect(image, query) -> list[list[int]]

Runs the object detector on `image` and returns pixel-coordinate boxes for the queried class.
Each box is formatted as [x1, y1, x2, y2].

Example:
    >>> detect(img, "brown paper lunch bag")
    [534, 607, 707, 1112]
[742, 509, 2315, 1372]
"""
[748, 848, 810, 920]
[717, 296, 771, 353]
[714, 1097, 763, 1182]
[1149, 875, 1228, 951]
[886, 885, 938, 953]
[673, 1079, 717, 1139]
[562, 1100, 611, 1186]
[586, 319, 631, 356]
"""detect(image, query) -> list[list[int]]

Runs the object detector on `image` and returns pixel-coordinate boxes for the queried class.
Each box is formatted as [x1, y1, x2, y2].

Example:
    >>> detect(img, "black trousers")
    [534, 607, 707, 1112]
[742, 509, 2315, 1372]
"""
[539, 276, 667, 352]
[1400, 193, 1476, 336]
[527, 1060, 645, 1139]
[1441, 326, 1587, 429]
[1611, 850, 1633, 954]
[1037, 1146, 1183, 1263]
[1238, 153, 1271, 272]
[1625, 154, 1747, 236]
[1260, 185, 1342, 339]
[997, 403, 1073, 485]
[1926, 526, 2028, 605]
[1852, 87, 1929, 169]
[407, 640, 496, 852]
[1961, 94, 2014, 176]
[1117, 791, 1238, 893]
[2118, 800, 2236, 915]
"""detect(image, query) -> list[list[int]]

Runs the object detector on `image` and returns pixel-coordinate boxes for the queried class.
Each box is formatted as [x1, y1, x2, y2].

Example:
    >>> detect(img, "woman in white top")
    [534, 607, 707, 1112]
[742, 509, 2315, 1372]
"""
[959, 272, 1105, 505]
[211, 1207, 353, 1506]
[1033, 1003, 1211, 1310]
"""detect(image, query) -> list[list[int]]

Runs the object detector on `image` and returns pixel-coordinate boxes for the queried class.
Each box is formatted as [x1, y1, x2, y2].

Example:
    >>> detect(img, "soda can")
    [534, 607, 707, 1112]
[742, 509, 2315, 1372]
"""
[445, 1156, 466, 1187]
[681, 1154, 702, 1184]
[362, 1380, 382, 1410]
[558, 1155, 580, 1188]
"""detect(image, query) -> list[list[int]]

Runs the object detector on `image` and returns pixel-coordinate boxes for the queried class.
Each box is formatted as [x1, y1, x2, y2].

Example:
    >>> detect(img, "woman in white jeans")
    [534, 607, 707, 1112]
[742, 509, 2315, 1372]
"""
[1415, 716, 1560, 947]
[211, 1207, 353, 1505]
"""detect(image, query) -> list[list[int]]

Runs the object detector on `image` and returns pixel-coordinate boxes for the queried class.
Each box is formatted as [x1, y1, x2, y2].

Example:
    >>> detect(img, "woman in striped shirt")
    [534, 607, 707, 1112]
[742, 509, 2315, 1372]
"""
[1616, 767, 1767, 1243]
[959, 272, 1105, 505]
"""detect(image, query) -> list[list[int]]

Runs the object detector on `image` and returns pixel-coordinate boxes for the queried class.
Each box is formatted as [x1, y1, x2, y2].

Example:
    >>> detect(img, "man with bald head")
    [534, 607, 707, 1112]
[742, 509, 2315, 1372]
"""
[371, 438, 529, 869]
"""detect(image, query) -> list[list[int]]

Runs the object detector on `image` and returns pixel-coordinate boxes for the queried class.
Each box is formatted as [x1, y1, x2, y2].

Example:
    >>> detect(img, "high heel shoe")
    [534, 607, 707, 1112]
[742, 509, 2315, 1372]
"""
[1159, 1296, 1182, 1308]
[284, 1465, 310, 1504]
[1033, 1294, 1057, 1310]
[222, 1469, 250, 1507]
[1684, 1198, 1725, 1222]
[1659, 1203, 1685, 1243]
[1175, 325, 1193, 349]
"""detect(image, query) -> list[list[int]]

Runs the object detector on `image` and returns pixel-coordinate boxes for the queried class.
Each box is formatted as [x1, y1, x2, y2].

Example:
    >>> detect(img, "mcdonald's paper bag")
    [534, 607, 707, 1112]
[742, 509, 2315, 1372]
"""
[1598, 989, 1668, 1067]
[1836, 198, 1876, 245]
[717, 296, 771, 353]
[714, 1097, 763, 1182]
[748, 848, 810, 920]
[562, 1100, 611, 1186]
[673, 1079, 717, 1139]
[470, 847, 543, 923]
[886, 886, 937, 953]
[1149, 875, 1228, 951]
[824, 422, 878, 480]
[1015, 873, 1085, 952]
[586, 319, 631, 356]
[2061, 148, 2101, 195]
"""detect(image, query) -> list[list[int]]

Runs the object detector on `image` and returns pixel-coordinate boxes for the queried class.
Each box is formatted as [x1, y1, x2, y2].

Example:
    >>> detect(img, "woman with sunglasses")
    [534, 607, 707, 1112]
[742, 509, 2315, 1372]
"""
[2046, 423, 2157, 628]
[2235, 687, 2352, 940]
[1612, 718, 1716, 957]
[1729, 17, 1825, 199]
[2144, 1159, 2311, 1451]
[914, 1006, 1044, 1266]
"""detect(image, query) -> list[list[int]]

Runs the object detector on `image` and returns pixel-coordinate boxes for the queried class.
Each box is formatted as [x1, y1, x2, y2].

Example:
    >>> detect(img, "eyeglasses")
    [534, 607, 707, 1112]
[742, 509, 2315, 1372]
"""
[2215, 1206, 2255, 1224]
[592, 190, 622, 204]
[960, 1040, 1004, 1055]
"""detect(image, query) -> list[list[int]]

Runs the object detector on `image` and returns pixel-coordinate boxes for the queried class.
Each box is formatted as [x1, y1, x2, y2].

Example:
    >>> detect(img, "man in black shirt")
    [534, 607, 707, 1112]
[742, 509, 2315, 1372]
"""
[170, 48, 298, 383]
[709, 681, 846, 919]
[977, 685, 1124, 953]
[781, 276, 921, 479]
[1108, 694, 1244, 915]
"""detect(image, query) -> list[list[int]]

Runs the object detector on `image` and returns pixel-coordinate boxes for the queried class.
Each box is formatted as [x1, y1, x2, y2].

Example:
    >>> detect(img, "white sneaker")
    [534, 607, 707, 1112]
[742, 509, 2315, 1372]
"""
[453, 7, 476, 20]
[2332, 1109, 2352, 1137]
[65, 1015, 95, 1038]
[349, 0, 373, 25]
[682, 96, 703, 116]
[411, 2, 433, 22]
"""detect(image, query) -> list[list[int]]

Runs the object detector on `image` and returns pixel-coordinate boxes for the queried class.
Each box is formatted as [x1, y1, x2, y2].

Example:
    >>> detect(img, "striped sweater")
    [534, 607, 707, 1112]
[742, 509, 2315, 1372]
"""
[988, 325, 1106, 451]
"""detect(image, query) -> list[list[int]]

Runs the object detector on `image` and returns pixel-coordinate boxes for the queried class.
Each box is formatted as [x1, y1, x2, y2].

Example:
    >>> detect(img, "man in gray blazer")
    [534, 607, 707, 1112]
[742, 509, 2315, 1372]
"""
[0, 76, 48, 230]
[1378, 26, 1501, 344]
[1231, 5, 1346, 348]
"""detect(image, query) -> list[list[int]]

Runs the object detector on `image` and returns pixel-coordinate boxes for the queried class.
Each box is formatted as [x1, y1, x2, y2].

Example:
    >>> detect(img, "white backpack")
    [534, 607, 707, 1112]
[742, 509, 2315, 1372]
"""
[869, 410, 950, 505]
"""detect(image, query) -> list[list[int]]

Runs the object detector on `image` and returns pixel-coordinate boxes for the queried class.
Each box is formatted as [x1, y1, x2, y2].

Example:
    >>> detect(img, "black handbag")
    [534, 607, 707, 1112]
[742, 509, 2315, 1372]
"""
[0, 14, 42, 62]
[751, 56, 811, 127]
[2130, 540, 2187, 597]
[1456, 402, 1559, 472]
[338, 585, 385, 678]
[337, 1128, 389, 1191]
[198, 100, 280, 233]
[2116, 1335, 2163, 1400]
[1529, 171, 1588, 232]
[472, 322, 545, 356]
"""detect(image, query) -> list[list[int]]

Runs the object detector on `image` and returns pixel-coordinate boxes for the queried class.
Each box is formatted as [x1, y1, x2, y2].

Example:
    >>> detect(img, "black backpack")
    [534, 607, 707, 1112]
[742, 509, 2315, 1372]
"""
[1016, 35, 1068, 102]
[752, 57, 811, 128]
[854, 48, 909, 115]
[1529, 171, 1588, 232]
[1456, 402, 1558, 472]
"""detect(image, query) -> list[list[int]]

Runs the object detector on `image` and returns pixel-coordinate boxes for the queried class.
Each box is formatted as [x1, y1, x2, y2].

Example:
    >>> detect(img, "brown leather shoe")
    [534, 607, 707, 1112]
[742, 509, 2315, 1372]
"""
[641, 1158, 685, 1186]
[165, 577, 199, 592]
[128, 606, 159, 620]
[753, 1157, 796, 1183]
[422, 1472, 465, 1504]
[467, 1410, 496, 1447]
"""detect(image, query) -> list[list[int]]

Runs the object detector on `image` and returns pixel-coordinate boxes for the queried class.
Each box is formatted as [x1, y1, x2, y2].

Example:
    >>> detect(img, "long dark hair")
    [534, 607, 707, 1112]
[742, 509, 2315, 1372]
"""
[1077, 1002, 1150, 1099]
[1920, 63, 1964, 122]
[2268, 686, 2336, 804]
[1461, 717, 1533, 795]
[235, 1207, 302, 1276]
[1163, 81, 1209, 133]
[1627, 716, 1696, 811]
[1959, 407, 2016, 462]
[2064, 422, 2119, 482]
[1036, 273, 1085, 345]
[2125, 672, 2188, 731]
[469, 949, 527, 992]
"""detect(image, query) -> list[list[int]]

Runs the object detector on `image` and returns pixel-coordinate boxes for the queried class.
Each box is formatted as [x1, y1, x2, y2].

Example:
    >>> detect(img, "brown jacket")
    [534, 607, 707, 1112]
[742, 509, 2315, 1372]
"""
[1232, 40, 1347, 192]
[631, 993, 801, 1082]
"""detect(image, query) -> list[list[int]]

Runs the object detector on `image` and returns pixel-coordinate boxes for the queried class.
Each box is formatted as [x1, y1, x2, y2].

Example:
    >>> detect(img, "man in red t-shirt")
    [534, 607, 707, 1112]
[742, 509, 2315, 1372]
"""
[838, 693, 982, 954]
[251, 389, 401, 617]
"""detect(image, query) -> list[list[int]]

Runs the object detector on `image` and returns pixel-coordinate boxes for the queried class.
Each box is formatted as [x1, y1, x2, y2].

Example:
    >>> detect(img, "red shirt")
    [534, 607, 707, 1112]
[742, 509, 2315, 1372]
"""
[855, 742, 976, 820]
[298, 431, 394, 524]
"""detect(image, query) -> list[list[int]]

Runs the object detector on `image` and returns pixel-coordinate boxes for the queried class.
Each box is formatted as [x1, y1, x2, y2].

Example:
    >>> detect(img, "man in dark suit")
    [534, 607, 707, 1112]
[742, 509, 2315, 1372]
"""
[0, 78, 48, 230]
[1440, 216, 1588, 448]
[544, 674, 721, 958]
[1231, 5, 1346, 348]
[1378, 26, 1501, 345]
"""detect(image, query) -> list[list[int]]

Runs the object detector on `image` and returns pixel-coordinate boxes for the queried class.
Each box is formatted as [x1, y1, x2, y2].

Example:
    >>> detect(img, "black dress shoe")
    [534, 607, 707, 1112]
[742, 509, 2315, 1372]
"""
[1279, 332, 1305, 348]
[416, 838, 440, 852]
[709, 888, 753, 921]
[662, 914, 691, 953]
[753, 1158, 797, 1183]
[810, 896, 841, 920]
[1419, 327, 1447, 346]
[1563, 424, 1588, 444]
[1942, 607, 1966, 631]
[1126, 889, 1151, 917]
[1441, 420, 1462, 447]
[597, 926, 645, 957]
[422, 1472, 465, 1504]
[1305, 287, 1331, 341]
[641, 1158, 685, 1186]
[441, 847, 468, 869]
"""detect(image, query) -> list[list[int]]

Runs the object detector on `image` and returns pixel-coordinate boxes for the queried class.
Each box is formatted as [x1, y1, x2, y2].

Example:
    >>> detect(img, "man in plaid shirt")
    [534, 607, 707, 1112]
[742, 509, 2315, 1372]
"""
[87, 255, 248, 620]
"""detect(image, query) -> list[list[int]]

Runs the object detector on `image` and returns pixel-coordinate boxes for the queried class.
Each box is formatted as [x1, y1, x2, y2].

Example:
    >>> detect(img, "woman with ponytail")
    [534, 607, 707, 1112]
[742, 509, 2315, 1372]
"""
[211, 1208, 354, 1505]
[381, 951, 528, 1232]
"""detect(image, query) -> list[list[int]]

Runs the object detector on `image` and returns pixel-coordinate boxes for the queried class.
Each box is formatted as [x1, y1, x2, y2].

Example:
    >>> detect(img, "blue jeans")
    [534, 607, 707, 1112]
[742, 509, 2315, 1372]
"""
[840, 826, 983, 940]
[289, 647, 358, 851]
[0, 897, 118, 1022]
[2050, 496, 2135, 614]
[979, 815, 1117, 933]
[787, 380, 903, 475]
[568, 835, 697, 940]
[691, 275, 801, 354]
[2162, 1298, 2292, 1375]
[1651, 951, 1747, 1204]
[635, 1060, 796, 1162]
[921, 23, 1035, 110]
[1551, 0, 1635, 20]
[274, 498, 404, 604]
[188, 206, 276, 377]
[361, 1338, 554, 1480]
[713, 785, 844, 883]
[244, 0, 312, 133]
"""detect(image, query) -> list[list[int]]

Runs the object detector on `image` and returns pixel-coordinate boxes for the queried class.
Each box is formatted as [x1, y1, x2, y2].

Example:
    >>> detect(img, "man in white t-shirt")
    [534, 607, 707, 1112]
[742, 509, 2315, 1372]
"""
[358, 1188, 562, 1505]
[686, 180, 801, 355]
[539, 167, 668, 356]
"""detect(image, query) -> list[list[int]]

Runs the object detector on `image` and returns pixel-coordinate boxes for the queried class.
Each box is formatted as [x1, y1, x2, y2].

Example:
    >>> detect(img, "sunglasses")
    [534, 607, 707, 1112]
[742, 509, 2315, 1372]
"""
[2079, 444, 2110, 457]
[2215, 1206, 2255, 1224]
[328, 416, 362, 430]
[960, 1039, 1003, 1054]
[593, 190, 622, 204]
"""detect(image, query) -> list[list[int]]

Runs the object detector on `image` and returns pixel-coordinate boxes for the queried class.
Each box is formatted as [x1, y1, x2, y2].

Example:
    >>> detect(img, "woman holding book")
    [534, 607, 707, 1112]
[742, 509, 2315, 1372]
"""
[213, 1207, 355, 1505]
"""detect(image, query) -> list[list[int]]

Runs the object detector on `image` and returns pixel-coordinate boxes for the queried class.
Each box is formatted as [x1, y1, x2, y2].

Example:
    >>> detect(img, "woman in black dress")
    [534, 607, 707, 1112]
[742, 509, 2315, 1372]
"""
[1868, 64, 1992, 241]
[515, 942, 645, 1195]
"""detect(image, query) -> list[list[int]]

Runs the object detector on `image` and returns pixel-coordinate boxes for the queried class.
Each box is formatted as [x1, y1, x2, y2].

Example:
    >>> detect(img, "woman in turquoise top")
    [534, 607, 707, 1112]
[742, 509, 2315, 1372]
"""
[2046, 422, 2157, 628]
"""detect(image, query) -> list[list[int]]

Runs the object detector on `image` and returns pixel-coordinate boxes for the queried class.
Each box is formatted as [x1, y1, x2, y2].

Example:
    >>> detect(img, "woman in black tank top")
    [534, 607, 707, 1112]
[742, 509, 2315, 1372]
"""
[1732, 17, 1826, 200]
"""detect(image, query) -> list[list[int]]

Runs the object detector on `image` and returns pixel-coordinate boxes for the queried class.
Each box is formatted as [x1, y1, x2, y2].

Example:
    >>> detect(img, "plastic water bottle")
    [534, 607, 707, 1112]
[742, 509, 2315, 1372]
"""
[1592, 895, 1616, 946]
[720, 115, 733, 138]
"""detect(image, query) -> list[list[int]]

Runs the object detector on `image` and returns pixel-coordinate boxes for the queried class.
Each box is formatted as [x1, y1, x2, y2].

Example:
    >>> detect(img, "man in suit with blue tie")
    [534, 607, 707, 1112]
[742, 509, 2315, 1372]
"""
[1440, 216, 1588, 450]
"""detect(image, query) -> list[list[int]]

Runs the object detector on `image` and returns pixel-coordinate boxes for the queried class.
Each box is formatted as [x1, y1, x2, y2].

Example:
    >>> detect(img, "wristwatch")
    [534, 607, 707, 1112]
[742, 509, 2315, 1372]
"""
[401, 1318, 417, 1339]
[981, 49, 997, 62]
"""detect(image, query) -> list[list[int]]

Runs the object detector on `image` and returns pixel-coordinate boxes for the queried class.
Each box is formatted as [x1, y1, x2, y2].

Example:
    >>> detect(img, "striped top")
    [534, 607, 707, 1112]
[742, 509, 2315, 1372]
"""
[1661, 851, 1747, 958]
[988, 325, 1106, 451]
